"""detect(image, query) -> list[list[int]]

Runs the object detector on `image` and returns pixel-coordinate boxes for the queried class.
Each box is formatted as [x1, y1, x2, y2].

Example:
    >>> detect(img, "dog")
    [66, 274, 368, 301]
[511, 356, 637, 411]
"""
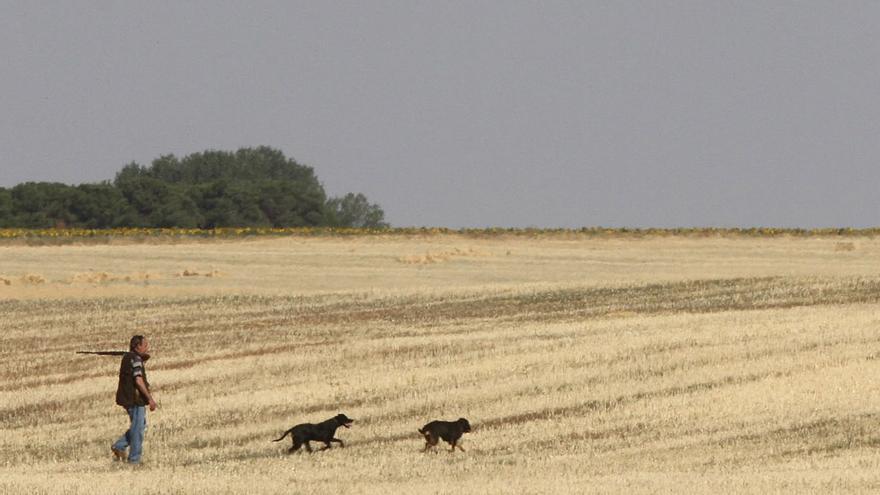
[273, 413, 354, 453]
[418, 418, 471, 453]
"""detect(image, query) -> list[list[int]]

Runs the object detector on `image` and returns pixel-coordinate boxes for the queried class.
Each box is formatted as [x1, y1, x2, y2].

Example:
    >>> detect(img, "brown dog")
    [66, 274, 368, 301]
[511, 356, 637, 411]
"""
[418, 418, 471, 452]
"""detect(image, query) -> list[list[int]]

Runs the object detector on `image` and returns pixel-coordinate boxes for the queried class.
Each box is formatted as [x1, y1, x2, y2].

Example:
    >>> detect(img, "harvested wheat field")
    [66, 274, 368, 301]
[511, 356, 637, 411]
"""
[2, 233, 880, 494]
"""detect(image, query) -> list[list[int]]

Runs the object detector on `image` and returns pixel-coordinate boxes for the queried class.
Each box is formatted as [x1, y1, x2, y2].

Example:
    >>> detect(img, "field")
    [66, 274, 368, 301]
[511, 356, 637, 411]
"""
[2, 233, 880, 494]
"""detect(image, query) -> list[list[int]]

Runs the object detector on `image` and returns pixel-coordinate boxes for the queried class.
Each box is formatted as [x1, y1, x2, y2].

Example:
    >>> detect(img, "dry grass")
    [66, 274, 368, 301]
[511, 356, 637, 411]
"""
[2, 234, 880, 494]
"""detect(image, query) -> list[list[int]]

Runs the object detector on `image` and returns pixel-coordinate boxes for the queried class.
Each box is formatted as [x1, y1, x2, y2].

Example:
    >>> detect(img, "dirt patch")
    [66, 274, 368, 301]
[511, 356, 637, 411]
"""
[176, 268, 223, 277]
[67, 271, 162, 284]
[397, 247, 490, 265]
[20, 274, 46, 285]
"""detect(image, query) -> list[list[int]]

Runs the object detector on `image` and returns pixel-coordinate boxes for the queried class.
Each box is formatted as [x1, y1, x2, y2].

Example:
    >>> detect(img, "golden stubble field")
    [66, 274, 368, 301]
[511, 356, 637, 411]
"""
[2, 233, 880, 494]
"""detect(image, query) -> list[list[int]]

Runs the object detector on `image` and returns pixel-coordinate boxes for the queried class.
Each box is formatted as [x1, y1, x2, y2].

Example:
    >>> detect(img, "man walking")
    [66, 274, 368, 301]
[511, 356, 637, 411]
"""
[111, 335, 157, 464]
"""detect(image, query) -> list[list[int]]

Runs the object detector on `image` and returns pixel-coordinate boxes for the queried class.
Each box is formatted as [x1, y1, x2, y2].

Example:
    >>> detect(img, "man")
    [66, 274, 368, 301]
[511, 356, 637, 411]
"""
[111, 335, 158, 464]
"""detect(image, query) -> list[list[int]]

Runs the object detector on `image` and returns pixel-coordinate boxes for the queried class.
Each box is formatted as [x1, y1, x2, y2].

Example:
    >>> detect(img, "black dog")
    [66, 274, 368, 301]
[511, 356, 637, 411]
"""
[418, 418, 471, 453]
[273, 413, 354, 453]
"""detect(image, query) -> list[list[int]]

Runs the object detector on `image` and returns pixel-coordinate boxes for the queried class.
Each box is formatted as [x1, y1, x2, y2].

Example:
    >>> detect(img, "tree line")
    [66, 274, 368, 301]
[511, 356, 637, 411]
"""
[0, 147, 388, 229]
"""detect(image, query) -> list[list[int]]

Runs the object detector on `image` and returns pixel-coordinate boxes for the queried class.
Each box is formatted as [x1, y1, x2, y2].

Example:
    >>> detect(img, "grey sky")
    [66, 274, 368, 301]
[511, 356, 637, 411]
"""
[1, 2, 878, 228]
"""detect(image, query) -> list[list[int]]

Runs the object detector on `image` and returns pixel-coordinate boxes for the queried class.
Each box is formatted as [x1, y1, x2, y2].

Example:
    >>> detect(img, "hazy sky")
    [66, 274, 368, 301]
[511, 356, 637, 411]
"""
[1, 2, 878, 228]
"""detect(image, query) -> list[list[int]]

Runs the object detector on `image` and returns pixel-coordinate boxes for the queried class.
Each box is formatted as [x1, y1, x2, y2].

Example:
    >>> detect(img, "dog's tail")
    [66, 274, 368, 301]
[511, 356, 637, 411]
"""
[418, 427, 426, 436]
[272, 428, 293, 442]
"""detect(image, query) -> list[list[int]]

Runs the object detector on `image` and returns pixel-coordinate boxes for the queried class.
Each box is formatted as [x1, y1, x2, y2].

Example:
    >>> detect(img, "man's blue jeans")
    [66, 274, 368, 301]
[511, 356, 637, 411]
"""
[112, 406, 146, 463]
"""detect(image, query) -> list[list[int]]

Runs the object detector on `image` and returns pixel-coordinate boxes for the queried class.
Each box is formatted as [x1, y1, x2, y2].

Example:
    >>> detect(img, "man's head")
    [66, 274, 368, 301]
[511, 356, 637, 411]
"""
[129, 335, 149, 355]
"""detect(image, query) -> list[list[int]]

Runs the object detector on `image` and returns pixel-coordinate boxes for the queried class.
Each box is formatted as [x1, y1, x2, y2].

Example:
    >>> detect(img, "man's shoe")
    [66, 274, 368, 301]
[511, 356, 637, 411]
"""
[111, 447, 126, 461]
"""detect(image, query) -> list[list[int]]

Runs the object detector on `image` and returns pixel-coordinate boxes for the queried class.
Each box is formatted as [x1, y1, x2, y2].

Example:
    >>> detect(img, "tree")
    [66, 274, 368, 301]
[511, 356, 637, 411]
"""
[2, 146, 389, 229]
[113, 162, 148, 186]
[325, 193, 389, 228]
[256, 180, 325, 227]
[141, 147, 329, 228]
[149, 155, 183, 183]
[190, 180, 270, 228]
[151, 189, 204, 228]
[0, 188, 13, 227]
[71, 183, 137, 228]
[9, 182, 78, 228]
[115, 174, 203, 228]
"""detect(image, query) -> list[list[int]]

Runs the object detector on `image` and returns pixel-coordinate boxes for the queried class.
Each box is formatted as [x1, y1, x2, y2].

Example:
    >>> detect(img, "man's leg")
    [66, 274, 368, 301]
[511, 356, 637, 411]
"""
[127, 406, 147, 464]
[111, 407, 134, 459]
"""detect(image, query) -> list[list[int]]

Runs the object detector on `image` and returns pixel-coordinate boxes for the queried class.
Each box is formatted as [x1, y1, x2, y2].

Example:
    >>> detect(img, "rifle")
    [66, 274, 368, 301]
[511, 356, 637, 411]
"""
[77, 351, 150, 361]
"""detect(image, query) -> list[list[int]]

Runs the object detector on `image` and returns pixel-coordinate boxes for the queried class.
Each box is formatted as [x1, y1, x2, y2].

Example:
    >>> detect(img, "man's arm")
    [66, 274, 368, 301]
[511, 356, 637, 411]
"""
[135, 376, 158, 411]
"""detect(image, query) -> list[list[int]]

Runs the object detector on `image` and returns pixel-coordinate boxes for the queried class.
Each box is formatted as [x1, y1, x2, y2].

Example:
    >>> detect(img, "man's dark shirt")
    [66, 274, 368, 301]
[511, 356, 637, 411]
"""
[116, 352, 150, 407]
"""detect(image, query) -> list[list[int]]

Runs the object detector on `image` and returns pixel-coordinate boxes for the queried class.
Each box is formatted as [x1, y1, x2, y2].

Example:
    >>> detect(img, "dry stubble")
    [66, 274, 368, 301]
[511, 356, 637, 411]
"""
[1, 234, 880, 494]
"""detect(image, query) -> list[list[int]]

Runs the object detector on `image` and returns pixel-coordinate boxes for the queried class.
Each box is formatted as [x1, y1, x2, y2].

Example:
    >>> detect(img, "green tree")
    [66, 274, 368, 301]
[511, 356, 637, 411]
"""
[0, 188, 13, 227]
[256, 180, 325, 227]
[165, 146, 320, 184]
[149, 154, 183, 183]
[140, 147, 329, 227]
[325, 193, 389, 228]
[113, 162, 148, 186]
[9, 182, 78, 228]
[151, 188, 204, 228]
[115, 173, 203, 228]
[190, 180, 270, 228]
[70, 183, 137, 228]
[2, 146, 388, 229]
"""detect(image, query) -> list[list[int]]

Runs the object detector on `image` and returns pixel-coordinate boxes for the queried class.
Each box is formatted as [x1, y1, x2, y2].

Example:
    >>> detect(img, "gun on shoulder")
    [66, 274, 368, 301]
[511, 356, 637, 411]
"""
[77, 351, 150, 361]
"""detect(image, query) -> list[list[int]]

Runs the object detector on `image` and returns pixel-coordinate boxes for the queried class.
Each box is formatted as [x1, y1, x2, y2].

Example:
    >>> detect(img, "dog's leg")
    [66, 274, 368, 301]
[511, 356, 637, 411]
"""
[422, 438, 432, 452]
[289, 440, 302, 454]
[423, 437, 435, 453]
[304, 441, 313, 453]
[331, 438, 345, 448]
